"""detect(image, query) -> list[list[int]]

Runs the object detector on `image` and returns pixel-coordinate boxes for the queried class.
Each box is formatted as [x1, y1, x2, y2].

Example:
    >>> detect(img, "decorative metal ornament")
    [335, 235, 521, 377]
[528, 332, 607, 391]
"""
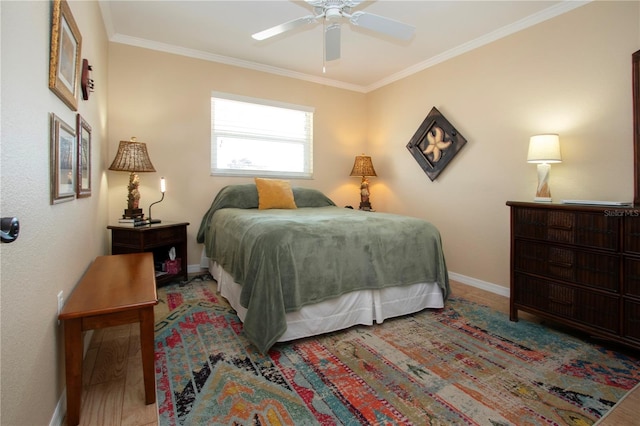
[406, 107, 467, 181]
[81, 59, 94, 100]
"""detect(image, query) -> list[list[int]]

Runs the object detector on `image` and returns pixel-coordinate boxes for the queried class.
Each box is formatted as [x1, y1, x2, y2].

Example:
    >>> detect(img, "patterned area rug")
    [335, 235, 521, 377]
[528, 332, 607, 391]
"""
[154, 280, 640, 425]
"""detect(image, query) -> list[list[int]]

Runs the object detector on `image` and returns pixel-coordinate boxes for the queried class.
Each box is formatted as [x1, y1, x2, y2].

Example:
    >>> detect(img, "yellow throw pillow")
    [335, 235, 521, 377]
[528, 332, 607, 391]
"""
[255, 178, 297, 210]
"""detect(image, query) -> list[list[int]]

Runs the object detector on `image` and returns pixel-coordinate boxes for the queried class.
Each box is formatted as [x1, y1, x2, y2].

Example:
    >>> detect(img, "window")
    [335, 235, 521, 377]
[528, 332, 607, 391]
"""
[211, 92, 314, 178]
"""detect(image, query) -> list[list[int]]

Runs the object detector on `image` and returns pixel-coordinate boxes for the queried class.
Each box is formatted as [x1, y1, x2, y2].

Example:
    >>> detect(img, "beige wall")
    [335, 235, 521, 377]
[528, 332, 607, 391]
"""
[368, 1, 639, 289]
[107, 45, 368, 267]
[0, 1, 109, 425]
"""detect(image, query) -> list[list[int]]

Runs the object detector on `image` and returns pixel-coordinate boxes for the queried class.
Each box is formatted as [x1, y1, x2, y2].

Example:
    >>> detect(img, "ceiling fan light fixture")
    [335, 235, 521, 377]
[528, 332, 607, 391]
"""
[325, 7, 342, 21]
[252, 0, 415, 64]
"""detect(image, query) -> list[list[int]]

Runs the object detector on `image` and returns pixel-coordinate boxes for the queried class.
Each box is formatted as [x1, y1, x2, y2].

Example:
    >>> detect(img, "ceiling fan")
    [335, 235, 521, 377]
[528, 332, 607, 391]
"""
[251, 0, 415, 62]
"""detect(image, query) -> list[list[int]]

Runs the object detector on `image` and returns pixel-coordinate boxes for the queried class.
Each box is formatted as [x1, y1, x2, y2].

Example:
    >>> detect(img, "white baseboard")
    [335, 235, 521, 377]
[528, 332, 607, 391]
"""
[448, 271, 510, 298]
[50, 392, 66, 426]
[188, 263, 207, 274]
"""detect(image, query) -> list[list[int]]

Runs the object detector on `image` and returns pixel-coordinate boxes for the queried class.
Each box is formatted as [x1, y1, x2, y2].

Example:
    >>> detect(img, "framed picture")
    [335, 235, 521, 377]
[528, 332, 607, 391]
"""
[49, 0, 82, 111]
[406, 107, 468, 181]
[76, 114, 91, 198]
[50, 113, 76, 204]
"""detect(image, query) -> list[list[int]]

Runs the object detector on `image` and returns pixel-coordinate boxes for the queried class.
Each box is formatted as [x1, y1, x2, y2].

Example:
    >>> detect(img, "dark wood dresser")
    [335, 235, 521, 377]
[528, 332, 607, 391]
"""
[507, 201, 640, 351]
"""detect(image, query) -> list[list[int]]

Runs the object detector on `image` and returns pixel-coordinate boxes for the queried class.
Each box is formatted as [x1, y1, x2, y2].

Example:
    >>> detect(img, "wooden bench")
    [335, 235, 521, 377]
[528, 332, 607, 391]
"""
[58, 253, 158, 426]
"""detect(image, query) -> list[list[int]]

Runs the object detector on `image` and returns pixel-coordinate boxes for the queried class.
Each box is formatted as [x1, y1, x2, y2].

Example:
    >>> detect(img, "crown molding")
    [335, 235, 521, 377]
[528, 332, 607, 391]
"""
[109, 34, 368, 93]
[101, 0, 590, 94]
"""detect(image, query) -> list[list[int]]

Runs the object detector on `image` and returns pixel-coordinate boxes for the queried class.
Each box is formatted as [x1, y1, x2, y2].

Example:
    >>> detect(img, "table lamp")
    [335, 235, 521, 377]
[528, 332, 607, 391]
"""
[109, 137, 156, 218]
[148, 177, 166, 224]
[527, 134, 561, 202]
[350, 154, 377, 210]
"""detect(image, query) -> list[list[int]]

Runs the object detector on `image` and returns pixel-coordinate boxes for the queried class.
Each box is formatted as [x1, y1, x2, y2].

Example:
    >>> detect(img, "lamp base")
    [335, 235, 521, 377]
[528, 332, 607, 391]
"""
[534, 196, 552, 202]
[359, 201, 372, 211]
[148, 218, 162, 224]
[122, 208, 144, 219]
[534, 163, 553, 203]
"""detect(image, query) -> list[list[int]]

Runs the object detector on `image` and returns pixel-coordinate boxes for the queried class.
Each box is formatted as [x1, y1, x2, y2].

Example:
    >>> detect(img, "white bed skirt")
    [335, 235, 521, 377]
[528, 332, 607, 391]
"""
[207, 258, 444, 343]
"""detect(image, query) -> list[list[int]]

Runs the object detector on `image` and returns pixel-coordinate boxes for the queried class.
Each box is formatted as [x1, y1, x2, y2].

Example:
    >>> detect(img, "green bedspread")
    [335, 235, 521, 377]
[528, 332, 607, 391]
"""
[197, 185, 449, 353]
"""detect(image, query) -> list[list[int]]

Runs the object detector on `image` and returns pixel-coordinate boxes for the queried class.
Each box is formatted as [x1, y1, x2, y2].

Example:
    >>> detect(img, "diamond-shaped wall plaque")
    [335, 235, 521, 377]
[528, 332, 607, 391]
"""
[406, 107, 467, 181]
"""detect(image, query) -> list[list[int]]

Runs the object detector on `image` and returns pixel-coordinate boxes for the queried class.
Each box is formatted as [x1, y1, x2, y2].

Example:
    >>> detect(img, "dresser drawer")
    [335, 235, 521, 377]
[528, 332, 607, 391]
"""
[140, 225, 185, 246]
[513, 208, 618, 250]
[515, 240, 619, 292]
[110, 229, 144, 247]
[110, 224, 186, 249]
[623, 216, 640, 255]
[624, 300, 640, 342]
[623, 258, 640, 298]
[513, 274, 619, 334]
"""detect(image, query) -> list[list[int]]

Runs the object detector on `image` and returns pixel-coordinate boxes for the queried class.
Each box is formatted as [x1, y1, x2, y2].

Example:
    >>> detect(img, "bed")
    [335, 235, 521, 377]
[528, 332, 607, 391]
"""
[196, 181, 450, 353]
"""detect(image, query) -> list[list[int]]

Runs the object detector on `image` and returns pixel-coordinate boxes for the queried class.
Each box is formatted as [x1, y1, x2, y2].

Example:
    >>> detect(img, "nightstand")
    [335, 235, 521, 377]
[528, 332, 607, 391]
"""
[107, 221, 189, 286]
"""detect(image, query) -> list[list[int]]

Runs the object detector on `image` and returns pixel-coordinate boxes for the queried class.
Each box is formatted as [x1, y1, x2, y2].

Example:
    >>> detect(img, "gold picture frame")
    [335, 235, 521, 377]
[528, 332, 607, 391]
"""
[49, 0, 82, 111]
[50, 113, 77, 204]
[76, 114, 92, 198]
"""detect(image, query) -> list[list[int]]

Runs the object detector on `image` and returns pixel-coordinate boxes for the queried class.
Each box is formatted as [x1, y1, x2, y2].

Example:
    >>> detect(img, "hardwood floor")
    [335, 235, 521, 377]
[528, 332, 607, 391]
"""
[64, 280, 639, 425]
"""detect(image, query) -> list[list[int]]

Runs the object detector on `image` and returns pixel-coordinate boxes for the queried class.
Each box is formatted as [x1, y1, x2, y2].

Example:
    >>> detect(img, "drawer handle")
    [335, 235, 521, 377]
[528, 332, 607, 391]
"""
[549, 297, 573, 305]
[548, 260, 573, 268]
[549, 224, 573, 230]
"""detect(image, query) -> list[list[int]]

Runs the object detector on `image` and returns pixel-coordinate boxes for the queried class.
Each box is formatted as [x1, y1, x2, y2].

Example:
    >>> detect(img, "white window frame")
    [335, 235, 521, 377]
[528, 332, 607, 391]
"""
[211, 92, 314, 178]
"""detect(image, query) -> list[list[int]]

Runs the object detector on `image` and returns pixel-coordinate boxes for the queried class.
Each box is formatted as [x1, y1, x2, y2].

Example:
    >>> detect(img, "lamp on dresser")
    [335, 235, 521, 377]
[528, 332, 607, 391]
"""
[109, 137, 156, 219]
[350, 154, 377, 211]
[527, 134, 561, 202]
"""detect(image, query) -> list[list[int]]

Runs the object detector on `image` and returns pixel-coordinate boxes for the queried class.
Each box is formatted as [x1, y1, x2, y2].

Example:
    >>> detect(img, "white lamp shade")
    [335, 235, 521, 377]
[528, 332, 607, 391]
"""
[527, 134, 561, 163]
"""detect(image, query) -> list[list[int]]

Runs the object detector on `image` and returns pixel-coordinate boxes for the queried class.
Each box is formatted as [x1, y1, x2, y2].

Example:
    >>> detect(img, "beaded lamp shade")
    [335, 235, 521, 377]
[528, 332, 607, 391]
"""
[109, 137, 156, 173]
[109, 137, 156, 218]
[349, 155, 377, 178]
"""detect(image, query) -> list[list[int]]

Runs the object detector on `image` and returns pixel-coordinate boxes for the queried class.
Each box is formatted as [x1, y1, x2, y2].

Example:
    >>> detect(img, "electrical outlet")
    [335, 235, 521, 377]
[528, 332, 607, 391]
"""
[57, 291, 64, 324]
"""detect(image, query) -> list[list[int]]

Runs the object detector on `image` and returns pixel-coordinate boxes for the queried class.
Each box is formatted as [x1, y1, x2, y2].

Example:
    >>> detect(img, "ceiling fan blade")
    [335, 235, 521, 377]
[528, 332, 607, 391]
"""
[343, 0, 364, 8]
[349, 11, 415, 40]
[306, 0, 364, 8]
[325, 23, 341, 61]
[252, 15, 317, 41]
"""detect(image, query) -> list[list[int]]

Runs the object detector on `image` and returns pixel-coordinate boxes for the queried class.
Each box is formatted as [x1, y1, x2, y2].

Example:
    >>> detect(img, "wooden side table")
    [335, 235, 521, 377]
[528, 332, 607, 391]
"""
[59, 253, 158, 425]
[107, 221, 189, 286]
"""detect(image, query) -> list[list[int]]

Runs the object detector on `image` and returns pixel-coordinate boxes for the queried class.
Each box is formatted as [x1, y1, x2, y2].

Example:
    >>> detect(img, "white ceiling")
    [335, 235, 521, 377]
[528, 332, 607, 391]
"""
[99, 1, 589, 92]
